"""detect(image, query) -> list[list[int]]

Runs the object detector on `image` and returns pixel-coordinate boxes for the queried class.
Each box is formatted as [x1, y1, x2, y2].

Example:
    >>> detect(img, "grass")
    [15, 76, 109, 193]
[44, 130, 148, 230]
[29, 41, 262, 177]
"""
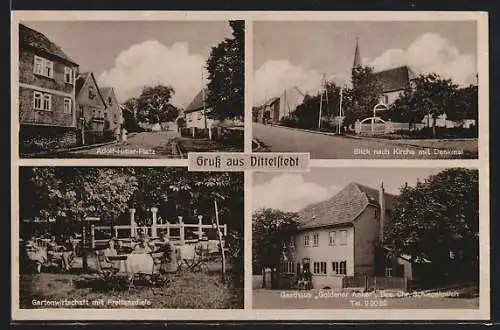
[20, 270, 243, 309]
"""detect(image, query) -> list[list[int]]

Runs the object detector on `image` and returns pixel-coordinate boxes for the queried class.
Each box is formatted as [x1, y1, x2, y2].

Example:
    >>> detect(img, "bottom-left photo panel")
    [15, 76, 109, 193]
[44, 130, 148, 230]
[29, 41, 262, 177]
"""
[16, 166, 244, 310]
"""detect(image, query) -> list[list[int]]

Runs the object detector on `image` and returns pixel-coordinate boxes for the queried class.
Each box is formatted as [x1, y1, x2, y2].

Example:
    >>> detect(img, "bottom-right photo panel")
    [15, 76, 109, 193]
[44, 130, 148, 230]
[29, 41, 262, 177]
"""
[252, 167, 479, 309]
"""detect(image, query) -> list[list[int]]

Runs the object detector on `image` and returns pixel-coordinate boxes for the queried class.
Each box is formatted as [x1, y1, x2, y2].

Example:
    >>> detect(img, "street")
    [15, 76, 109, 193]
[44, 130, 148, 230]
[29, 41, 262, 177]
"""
[253, 123, 477, 159]
[66, 130, 182, 158]
[253, 289, 479, 309]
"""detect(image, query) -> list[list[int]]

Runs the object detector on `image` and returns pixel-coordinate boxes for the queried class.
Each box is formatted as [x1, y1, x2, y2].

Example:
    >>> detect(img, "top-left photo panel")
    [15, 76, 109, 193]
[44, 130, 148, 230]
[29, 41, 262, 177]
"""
[14, 20, 244, 159]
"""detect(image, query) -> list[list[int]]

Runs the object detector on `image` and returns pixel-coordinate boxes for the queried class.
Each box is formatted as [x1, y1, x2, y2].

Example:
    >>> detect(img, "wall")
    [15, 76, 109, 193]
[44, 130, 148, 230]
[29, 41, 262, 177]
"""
[76, 75, 107, 132]
[293, 225, 355, 288]
[19, 49, 75, 95]
[103, 90, 122, 132]
[185, 109, 218, 129]
[353, 205, 381, 276]
[382, 90, 403, 106]
[19, 87, 74, 127]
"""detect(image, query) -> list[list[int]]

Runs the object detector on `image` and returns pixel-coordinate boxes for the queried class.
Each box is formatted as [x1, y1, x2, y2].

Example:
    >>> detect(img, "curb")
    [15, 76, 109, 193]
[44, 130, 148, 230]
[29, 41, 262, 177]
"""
[267, 124, 477, 151]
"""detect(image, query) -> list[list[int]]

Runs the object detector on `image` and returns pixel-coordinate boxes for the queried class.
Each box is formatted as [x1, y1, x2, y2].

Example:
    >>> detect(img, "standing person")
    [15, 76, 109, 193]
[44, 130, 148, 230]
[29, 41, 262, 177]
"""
[114, 125, 121, 144]
[121, 127, 128, 144]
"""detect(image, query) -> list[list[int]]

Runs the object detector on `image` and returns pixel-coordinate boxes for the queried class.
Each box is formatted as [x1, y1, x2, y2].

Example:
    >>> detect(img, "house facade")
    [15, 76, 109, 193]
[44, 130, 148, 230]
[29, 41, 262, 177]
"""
[75, 72, 108, 134]
[18, 24, 80, 149]
[99, 87, 123, 132]
[254, 87, 305, 124]
[184, 89, 218, 129]
[284, 182, 399, 289]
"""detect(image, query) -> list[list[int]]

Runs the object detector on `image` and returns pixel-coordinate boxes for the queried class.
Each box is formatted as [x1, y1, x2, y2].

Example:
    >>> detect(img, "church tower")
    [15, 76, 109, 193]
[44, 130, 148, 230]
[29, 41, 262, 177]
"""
[352, 37, 362, 81]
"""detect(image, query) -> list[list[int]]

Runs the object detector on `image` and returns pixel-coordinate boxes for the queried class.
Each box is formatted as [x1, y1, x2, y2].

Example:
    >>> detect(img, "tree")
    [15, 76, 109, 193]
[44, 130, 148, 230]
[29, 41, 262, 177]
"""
[448, 84, 478, 124]
[136, 85, 176, 124]
[292, 81, 342, 130]
[342, 66, 382, 128]
[386, 73, 459, 136]
[205, 20, 244, 120]
[252, 208, 300, 288]
[384, 168, 479, 283]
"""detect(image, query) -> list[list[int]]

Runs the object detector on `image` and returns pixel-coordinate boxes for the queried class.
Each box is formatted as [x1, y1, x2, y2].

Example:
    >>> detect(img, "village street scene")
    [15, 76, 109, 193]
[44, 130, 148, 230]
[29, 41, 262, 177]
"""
[19, 167, 244, 309]
[18, 20, 244, 158]
[252, 21, 479, 159]
[252, 168, 479, 308]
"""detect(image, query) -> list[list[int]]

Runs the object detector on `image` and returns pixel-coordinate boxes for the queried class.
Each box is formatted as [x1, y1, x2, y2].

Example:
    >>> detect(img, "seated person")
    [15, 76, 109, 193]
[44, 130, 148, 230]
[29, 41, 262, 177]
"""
[99, 239, 121, 271]
[47, 235, 74, 271]
[133, 236, 153, 254]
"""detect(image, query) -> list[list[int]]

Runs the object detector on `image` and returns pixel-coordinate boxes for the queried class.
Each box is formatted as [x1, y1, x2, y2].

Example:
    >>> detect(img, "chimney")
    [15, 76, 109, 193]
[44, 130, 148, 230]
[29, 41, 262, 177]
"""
[378, 182, 386, 242]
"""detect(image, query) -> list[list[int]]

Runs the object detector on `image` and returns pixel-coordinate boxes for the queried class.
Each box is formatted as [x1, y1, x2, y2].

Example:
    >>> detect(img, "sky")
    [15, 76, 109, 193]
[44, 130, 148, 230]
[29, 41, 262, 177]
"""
[253, 167, 453, 212]
[253, 21, 478, 104]
[23, 21, 233, 108]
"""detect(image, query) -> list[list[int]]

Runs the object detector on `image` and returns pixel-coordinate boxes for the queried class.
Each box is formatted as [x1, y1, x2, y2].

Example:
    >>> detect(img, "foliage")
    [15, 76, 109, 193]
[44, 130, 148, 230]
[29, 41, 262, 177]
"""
[252, 208, 300, 274]
[205, 20, 244, 120]
[136, 85, 177, 124]
[385, 168, 479, 280]
[383, 74, 475, 135]
[342, 66, 382, 128]
[20, 167, 138, 228]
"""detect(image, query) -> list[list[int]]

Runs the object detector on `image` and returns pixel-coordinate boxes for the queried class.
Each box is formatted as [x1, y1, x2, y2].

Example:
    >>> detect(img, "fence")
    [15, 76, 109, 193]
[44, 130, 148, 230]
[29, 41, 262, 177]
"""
[342, 275, 408, 291]
[354, 119, 426, 136]
[90, 220, 227, 248]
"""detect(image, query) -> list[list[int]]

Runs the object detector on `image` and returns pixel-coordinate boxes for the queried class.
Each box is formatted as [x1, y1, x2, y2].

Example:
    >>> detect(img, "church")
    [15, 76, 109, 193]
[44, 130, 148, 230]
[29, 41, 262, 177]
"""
[352, 39, 416, 106]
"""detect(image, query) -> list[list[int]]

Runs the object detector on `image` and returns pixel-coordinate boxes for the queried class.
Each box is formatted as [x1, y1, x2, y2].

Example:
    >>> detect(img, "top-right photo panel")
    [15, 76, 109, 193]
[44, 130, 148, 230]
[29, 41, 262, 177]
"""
[252, 20, 482, 159]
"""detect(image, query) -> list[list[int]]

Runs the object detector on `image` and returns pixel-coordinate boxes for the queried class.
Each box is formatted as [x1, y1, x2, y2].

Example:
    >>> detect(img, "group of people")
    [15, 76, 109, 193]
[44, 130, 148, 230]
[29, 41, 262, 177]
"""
[24, 235, 76, 273]
[114, 126, 128, 144]
[101, 232, 175, 271]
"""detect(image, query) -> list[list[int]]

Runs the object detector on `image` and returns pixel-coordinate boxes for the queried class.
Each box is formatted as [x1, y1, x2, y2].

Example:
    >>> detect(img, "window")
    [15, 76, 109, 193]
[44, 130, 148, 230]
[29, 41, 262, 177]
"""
[88, 86, 96, 100]
[281, 261, 295, 274]
[332, 261, 347, 275]
[339, 230, 347, 245]
[33, 56, 54, 78]
[108, 97, 112, 105]
[34, 56, 43, 75]
[313, 233, 319, 247]
[329, 231, 336, 246]
[313, 261, 327, 275]
[64, 67, 73, 84]
[43, 94, 52, 110]
[33, 91, 42, 110]
[302, 258, 311, 273]
[104, 112, 108, 118]
[44, 59, 53, 78]
[339, 261, 347, 275]
[289, 239, 295, 248]
[385, 266, 393, 277]
[304, 234, 310, 247]
[63, 98, 72, 114]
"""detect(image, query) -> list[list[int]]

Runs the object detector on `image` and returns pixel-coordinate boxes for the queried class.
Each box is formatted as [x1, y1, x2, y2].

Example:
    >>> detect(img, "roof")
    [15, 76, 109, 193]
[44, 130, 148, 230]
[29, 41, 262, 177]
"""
[19, 24, 78, 66]
[297, 182, 396, 230]
[75, 72, 107, 107]
[185, 89, 208, 114]
[373, 66, 415, 93]
[99, 87, 113, 98]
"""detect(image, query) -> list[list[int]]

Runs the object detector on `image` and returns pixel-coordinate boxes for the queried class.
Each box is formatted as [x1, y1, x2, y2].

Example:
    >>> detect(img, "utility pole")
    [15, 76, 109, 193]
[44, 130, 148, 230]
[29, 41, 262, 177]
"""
[338, 87, 343, 134]
[202, 70, 207, 129]
[318, 74, 328, 129]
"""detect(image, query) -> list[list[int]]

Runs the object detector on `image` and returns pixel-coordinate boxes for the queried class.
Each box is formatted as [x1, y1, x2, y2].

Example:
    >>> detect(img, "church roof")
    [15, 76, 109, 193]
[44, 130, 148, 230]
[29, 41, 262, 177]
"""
[19, 24, 78, 66]
[373, 66, 415, 93]
[297, 182, 395, 230]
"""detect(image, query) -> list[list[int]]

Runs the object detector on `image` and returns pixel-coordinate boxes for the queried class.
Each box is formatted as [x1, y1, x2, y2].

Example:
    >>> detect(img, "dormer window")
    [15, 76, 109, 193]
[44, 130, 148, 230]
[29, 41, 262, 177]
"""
[88, 86, 96, 100]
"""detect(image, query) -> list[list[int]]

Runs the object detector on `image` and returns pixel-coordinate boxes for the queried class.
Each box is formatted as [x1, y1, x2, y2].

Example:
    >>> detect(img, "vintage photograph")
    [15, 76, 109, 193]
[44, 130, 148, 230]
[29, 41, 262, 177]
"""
[17, 20, 244, 158]
[252, 167, 479, 309]
[18, 167, 244, 309]
[252, 21, 480, 159]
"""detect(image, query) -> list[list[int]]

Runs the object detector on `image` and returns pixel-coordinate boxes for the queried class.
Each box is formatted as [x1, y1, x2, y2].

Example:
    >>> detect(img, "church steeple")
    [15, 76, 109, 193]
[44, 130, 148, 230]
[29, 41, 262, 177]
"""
[352, 37, 361, 69]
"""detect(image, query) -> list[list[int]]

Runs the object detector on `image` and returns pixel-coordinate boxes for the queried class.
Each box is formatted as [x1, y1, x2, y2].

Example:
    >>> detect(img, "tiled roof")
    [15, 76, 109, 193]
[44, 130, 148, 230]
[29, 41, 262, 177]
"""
[19, 24, 78, 66]
[185, 89, 208, 113]
[297, 182, 396, 230]
[373, 66, 415, 93]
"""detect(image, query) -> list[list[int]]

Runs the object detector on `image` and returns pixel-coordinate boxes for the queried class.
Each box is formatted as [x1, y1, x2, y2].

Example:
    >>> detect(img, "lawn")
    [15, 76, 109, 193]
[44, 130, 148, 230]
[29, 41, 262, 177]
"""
[20, 271, 243, 309]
